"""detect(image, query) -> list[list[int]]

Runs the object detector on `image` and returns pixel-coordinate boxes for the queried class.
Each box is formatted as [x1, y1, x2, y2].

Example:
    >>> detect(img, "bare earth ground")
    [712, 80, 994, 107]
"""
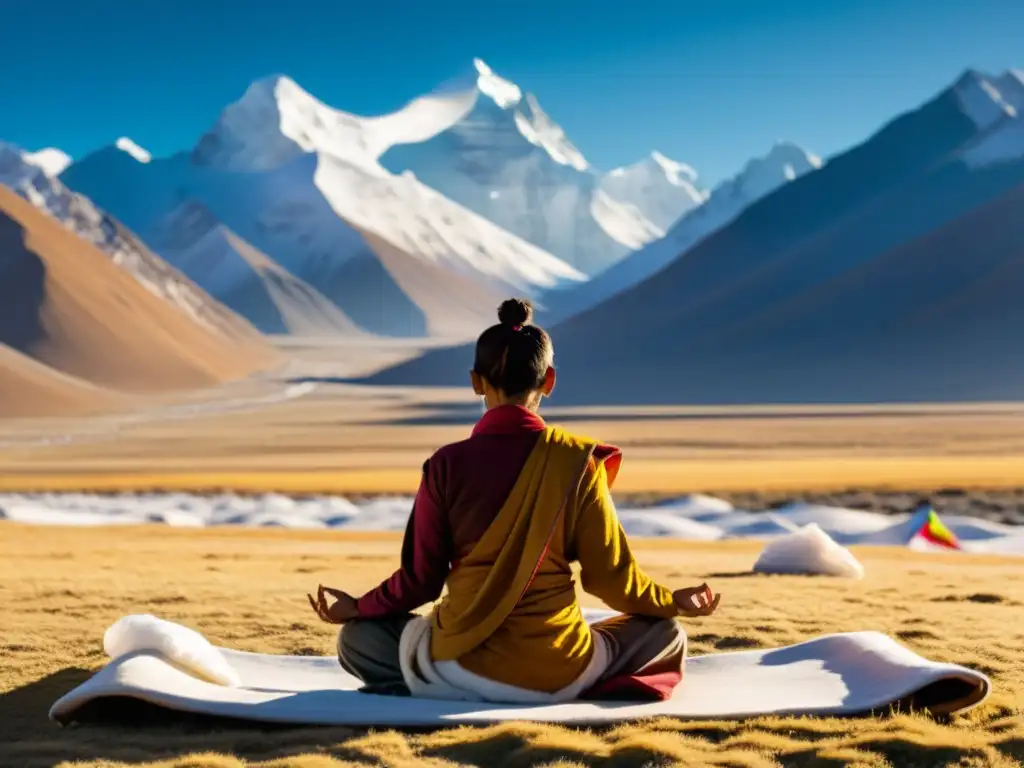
[1, 525, 1023, 768]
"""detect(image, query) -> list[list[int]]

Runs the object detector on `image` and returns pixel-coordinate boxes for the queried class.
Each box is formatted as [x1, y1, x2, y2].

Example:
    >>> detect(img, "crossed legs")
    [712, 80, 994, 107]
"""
[337, 613, 686, 697]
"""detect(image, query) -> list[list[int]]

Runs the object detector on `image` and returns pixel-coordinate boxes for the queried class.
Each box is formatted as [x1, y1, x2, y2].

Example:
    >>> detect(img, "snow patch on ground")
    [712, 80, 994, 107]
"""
[753, 524, 865, 578]
[2, 493, 1022, 556]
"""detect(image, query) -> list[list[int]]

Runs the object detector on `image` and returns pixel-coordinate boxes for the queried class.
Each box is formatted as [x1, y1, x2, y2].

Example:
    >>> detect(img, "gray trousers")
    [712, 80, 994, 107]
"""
[337, 613, 686, 696]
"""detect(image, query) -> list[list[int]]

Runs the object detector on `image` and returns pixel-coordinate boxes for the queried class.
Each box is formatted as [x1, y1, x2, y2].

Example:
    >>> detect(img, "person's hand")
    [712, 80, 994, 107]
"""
[673, 583, 721, 618]
[307, 584, 359, 624]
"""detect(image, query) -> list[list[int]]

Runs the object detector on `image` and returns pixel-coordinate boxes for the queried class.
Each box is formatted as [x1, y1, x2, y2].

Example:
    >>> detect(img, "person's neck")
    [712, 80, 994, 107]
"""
[487, 398, 539, 413]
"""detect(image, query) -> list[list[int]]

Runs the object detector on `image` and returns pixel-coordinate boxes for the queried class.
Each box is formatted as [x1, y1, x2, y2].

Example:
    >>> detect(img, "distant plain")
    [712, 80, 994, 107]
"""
[2, 337, 1024, 502]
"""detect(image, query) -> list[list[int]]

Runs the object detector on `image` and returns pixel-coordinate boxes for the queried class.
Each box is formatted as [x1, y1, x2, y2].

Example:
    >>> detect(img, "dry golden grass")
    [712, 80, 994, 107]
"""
[2, 524, 1023, 768]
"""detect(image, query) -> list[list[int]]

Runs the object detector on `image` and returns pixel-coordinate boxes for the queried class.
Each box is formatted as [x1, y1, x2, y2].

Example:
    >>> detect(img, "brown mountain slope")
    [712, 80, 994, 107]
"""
[0, 187, 276, 392]
[0, 343, 115, 418]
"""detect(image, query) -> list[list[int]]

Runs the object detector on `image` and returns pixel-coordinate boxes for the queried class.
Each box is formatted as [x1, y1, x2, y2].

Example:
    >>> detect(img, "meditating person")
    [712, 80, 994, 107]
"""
[308, 298, 721, 703]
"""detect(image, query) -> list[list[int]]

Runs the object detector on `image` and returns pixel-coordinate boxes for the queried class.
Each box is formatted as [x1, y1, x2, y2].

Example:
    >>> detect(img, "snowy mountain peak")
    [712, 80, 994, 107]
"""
[472, 58, 522, 108]
[378, 59, 668, 271]
[649, 151, 700, 185]
[436, 58, 522, 109]
[192, 74, 371, 172]
[513, 93, 589, 171]
[546, 137, 823, 324]
[0, 141, 44, 188]
[960, 69, 1024, 170]
[599, 151, 707, 231]
[953, 69, 1018, 129]
[249, 72, 299, 95]
[416, 59, 589, 172]
[116, 137, 151, 163]
[23, 147, 72, 176]
[608, 151, 700, 185]
[241, 74, 329, 120]
[765, 139, 822, 165]
[1, 141, 72, 179]
[190, 61, 586, 180]
[0, 142, 74, 201]
[600, 140, 817, 232]
[743, 141, 822, 183]
[716, 141, 822, 201]
[955, 68, 987, 87]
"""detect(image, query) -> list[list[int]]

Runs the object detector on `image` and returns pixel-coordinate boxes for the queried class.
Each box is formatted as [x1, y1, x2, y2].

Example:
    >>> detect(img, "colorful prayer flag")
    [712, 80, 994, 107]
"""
[915, 508, 961, 550]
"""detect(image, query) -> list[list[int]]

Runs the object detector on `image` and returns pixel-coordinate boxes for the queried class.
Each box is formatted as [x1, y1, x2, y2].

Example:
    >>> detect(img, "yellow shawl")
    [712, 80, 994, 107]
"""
[429, 425, 603, 690]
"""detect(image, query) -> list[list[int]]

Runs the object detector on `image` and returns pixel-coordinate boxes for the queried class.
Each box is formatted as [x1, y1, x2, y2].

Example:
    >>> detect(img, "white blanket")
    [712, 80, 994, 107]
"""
[50, 612, 990, 726]
[398, 616, 612, 704]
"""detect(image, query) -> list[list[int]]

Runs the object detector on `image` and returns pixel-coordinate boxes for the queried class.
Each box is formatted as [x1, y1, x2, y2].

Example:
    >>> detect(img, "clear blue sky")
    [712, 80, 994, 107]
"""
[4, 0, 1021, 184]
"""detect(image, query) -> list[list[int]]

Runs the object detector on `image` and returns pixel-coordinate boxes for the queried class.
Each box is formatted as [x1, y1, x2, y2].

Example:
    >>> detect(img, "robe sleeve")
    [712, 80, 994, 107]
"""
[570, 459, 678, 618]
[356, 459, 452, 618]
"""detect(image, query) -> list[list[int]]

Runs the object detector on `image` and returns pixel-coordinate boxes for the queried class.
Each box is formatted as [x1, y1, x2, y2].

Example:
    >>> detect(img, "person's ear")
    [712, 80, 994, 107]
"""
[470, 370, 486, 396]
[540, 366, 556, 397]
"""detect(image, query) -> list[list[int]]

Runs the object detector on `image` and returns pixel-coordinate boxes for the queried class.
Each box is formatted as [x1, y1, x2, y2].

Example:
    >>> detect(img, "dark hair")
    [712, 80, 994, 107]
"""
[473, 298, 553, 397]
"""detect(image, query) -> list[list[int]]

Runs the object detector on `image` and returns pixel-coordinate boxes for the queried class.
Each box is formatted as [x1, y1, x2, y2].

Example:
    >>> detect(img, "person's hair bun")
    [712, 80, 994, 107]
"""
[497, 298, 533, 327]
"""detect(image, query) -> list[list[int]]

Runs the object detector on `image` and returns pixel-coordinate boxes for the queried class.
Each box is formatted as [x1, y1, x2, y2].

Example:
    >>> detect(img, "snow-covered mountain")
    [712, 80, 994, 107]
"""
[0, 141, 261, 342]
[957, 69, 1024, 169]
[190, 72, 476, 172]
[599, 151, 708, 230]
[194, 148, 586, 337]
[952, 69, 1022, 128]
[23, 147, 72, 176]
[379, 59, 672, 275]
[147, 200, 366, 336]
[542, 141, 823, 323]
[364, 68, 1024, 402]
[60, 76, 586, 338]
